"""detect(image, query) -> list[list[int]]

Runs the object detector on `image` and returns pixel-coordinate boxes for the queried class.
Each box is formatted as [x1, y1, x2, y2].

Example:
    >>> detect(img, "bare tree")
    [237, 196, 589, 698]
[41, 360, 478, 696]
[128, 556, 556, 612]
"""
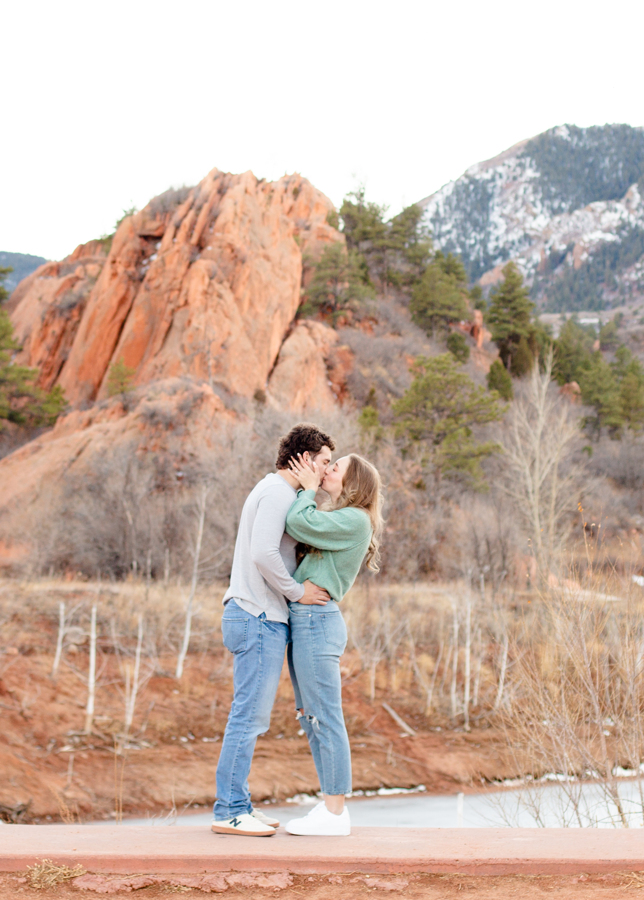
[503, 583, 644, 827]
[51, 601, 65, 680]
[176, 486, 208, 679]
[123, 613, 145, 737]
[497, 350, 582, 578]
[83, 604, 97, 734]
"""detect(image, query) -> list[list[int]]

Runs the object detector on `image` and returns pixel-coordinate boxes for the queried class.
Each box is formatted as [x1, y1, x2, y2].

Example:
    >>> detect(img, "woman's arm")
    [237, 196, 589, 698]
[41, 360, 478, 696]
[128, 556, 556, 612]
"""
[286, 490, 370, 550]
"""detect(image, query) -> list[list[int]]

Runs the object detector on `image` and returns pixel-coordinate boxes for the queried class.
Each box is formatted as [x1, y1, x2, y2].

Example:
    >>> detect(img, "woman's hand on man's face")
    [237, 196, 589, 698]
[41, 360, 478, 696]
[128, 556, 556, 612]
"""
[288, 454, 321, 492]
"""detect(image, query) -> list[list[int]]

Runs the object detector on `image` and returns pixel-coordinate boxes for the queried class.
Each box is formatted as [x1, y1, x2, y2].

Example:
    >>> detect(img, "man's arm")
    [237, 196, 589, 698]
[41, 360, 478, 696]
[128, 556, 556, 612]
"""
[250, 494, 305, 602]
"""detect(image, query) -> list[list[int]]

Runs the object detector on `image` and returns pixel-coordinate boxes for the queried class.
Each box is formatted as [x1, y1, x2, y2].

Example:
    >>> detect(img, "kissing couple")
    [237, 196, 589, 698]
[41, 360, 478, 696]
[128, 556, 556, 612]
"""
[211, 423, 383, 837]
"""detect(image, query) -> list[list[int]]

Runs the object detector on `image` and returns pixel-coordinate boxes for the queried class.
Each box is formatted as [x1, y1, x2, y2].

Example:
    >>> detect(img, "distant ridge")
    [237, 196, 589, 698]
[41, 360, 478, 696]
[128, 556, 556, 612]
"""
[0, 251, 48, 296]
[418, 124, 644, 311]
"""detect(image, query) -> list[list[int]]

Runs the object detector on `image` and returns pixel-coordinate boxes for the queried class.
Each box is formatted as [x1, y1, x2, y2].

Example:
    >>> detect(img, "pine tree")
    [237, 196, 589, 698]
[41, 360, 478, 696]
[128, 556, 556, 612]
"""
[0, 266, 12, 305]
[107, 357, 136, 397]
[577, 351, 623, 437]
[339, 190, 433, 292]
[511, 335, 534, 376]
[487, 359, 514, 400]
[552, 318, 596, 385]
[302, 243, 372, 320]
[618, 355, 644, 432]
[469, 284, 486, 311]
[339, 187, 388, 252]
[487, 262, 536, 373]
[410, 253, 470, 336]
[385, 204, 433, 287]
[599, 318, 620, 350]
[392, 354, 505, 485]
[446, 330, 470, 363]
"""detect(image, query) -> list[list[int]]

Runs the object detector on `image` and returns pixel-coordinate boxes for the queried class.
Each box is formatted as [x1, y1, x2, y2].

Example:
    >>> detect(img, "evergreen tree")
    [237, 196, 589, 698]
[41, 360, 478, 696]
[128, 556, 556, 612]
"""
[107, 357, 136, 397]
[386, 204, 433, 286]
[302, 243, 372, 320]
[620, 365, 644, 432]
[552, 317, 596, 385]
[610, 344, 635, 380]
[487, 359, 514, 400]
[512, 335, 534, 377]
[0, 272, 66, 429]
[615, 352, 644, 432]
[599, 317, 620, 350]
[392, 354, 505, 485]
[339, 187, 388, 252]
[469, 284, 486, 311]
[487, 262, 536, 374]
[0, 266, 12, 305]
[577, 351, 623, 437]
[446, 330, 470, 363]
[339, 190, 432, 292]
[410, 252, 470, 336]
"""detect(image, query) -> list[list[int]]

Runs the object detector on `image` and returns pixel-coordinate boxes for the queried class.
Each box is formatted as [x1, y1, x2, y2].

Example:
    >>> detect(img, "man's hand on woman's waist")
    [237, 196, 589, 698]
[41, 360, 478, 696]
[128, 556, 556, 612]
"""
[298, 580, 329, 605]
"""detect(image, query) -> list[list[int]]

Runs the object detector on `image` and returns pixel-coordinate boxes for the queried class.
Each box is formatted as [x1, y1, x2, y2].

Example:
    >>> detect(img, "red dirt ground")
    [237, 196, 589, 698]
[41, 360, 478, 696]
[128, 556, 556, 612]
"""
[0, 581, 516, 823]
[1, 871, 642, 898]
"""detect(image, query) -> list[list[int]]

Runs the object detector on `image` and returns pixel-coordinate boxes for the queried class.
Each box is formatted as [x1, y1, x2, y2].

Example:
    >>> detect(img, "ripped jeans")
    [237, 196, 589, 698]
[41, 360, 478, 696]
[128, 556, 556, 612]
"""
[287, 600, 352, 795]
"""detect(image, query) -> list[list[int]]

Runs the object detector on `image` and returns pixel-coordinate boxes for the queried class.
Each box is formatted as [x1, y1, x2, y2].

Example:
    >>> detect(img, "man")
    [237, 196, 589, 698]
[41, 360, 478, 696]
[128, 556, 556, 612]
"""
[212, 423, 334, 836]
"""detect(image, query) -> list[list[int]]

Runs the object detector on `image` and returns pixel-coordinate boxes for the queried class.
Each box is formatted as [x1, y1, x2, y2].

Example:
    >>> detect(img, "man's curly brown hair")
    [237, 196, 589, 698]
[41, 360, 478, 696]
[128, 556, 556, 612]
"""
[275, 423, 336, 470]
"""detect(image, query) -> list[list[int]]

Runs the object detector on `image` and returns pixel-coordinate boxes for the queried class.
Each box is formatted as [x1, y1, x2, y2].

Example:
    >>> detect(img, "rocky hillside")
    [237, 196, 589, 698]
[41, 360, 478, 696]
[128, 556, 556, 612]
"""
[419, 124, 644, 311]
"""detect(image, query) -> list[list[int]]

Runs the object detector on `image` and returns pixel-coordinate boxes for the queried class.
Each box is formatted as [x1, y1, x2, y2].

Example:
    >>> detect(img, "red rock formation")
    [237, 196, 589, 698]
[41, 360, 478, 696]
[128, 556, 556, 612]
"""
[267, 320, 353, 413]
[9, 241, 109, 389]
[10, 170, 341, 406]
[1, 168, 351, 523]
[451, 310, 492, 349]
[559, 381, 582, 403]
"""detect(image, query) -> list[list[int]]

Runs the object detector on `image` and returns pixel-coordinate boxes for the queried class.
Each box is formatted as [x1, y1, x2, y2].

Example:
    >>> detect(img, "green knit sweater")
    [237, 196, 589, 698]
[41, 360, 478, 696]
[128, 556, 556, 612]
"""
[285, 490, 372, 603]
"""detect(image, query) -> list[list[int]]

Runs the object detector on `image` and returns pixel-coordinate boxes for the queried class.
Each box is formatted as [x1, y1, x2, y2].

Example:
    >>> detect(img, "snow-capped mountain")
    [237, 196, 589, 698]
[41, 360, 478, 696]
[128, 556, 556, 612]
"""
[418, 125, 644, 310]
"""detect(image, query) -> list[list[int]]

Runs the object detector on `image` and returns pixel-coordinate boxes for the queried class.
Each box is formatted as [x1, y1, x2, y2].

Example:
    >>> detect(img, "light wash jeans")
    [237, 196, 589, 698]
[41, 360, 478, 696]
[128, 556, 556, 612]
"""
[287, 600, 352, 795]
[214, 600, 289, 820]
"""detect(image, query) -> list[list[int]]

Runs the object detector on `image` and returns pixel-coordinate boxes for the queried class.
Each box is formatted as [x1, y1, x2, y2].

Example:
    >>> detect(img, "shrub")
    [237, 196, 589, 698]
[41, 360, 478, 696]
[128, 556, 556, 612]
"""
[446, 330, 470, 363]
[487, 359, 513, 400]
[107, 358, 136, 398]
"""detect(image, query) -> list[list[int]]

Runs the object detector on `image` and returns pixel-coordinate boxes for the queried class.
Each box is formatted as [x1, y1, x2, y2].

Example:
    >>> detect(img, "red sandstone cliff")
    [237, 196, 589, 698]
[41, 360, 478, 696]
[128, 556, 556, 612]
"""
[0, 168, 353, 525]
[10, 168, 343, 408]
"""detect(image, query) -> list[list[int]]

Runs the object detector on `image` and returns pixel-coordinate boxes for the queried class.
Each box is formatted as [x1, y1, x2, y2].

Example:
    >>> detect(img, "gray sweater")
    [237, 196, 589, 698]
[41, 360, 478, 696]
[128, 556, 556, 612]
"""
[223, 473, 305, 622]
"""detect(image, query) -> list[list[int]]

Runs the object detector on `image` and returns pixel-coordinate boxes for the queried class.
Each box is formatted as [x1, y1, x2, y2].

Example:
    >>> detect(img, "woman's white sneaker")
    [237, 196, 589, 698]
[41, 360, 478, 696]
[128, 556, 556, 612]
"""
[285, 803, 350, 836]
[211, 813, 276, 836]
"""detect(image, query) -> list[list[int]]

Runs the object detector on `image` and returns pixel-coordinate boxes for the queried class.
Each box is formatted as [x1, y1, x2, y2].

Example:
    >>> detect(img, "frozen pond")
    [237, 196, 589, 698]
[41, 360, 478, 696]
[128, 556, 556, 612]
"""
[94, 780, 644, 829]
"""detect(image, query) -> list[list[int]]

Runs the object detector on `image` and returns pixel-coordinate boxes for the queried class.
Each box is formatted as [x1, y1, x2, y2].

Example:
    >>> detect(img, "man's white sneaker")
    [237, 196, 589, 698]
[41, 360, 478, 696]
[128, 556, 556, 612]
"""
[251, 807, 280, 827]
[211, 813, 276, 836]
[285, 802, 350, 836]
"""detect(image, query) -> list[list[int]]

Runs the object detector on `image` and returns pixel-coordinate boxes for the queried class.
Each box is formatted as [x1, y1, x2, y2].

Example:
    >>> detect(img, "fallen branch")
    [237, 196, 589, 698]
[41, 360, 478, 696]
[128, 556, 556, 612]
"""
[381, 702, 416, 736]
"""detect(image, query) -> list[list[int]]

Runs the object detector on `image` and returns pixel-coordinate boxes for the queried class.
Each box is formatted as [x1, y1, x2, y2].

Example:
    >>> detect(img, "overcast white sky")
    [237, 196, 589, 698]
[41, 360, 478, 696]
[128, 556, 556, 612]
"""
[3, 0, 643, 261]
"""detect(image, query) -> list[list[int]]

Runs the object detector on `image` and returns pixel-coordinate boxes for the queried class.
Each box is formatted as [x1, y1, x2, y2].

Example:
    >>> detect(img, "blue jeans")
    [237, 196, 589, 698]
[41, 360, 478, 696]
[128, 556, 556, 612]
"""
[287, 601, 352, 796]
[214, 600, 289, 820]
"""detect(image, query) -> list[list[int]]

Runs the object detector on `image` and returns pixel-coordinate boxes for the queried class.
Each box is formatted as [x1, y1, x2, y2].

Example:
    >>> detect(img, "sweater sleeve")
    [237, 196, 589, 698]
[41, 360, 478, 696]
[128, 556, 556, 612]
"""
[285, 490, 371, 550]
[250, 493, 305, 602]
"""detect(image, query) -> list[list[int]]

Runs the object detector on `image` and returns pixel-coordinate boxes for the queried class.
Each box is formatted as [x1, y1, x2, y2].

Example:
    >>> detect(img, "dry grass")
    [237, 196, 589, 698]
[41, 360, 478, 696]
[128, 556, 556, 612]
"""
[25, 859, 86, 889]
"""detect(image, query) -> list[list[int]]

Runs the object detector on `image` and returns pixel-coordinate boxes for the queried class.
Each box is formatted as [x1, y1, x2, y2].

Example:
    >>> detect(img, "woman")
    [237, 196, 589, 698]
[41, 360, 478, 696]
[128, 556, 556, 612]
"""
[283, 452, 383, 836]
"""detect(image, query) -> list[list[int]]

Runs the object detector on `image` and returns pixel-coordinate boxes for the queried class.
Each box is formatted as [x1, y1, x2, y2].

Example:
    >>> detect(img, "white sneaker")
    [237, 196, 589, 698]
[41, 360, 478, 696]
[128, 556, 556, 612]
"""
[211, 813, 276, 836]
[285, 802, 350, 836]
[251, 807, 280, 827]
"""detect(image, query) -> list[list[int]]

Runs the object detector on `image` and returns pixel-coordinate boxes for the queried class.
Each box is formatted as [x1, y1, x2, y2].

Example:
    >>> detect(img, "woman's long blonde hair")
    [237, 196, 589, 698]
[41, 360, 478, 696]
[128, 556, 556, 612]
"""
[333, 454, 384, 572]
